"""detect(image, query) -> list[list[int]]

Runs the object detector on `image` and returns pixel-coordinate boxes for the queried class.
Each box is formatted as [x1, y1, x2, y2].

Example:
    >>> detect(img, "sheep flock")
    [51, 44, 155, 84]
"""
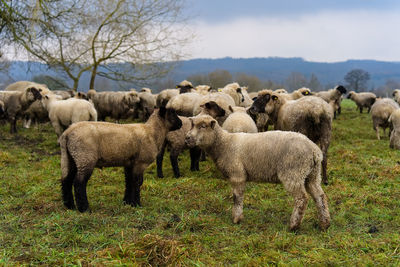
[1, 79, 399, 232]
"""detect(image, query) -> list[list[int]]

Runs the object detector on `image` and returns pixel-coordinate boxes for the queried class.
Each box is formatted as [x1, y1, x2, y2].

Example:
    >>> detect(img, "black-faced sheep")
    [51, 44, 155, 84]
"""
[59, 107, 182, 212]
[41, 94, 98, 138]
[250, 91, 333, 185]
[370, 98, 399, 140]
[347, 91, 376, 113]
[315, 85, 347, 118]
[389, 109, 400, 149]
[156, 116, 201, 178]
[185, 115, 331, 231]
[0, 88, 43, 133]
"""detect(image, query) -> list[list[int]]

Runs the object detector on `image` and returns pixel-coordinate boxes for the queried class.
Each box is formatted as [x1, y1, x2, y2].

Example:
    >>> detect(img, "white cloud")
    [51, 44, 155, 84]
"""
[186, 10, 400, 62]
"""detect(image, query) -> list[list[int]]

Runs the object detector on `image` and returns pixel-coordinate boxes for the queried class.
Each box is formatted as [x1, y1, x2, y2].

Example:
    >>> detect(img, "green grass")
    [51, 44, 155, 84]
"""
[0, 99, 399, 265]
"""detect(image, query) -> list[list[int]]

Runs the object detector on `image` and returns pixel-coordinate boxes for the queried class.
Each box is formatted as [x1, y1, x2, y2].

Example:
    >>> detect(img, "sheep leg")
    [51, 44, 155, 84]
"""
[306, 181, 331, 230]
[123, 166, 136, 206]
[73, 168, 93, 212]
[338, 106, 341, 115]
[170, 150, 181, 178]
[9, 117, 17, 133]
[61, 161, 77, 210]
[374, 124, 380, 140]
[200, 150, 207, 161]
[131, 164, 146, 206]
[190, 147, 201, 171]
[359, 107, 363, 113]
[288, 186, 309, 231]
[156, 142, 166, 178]
[230, 178, 246, 224]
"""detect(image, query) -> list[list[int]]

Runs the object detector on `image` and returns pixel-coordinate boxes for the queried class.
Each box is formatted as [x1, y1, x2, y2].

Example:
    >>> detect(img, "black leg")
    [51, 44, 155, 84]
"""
[360, 107, 363, 113]
[170, 151, 180, 178]
[73, 169, 92, 212]
[338, 106, 341, 115]
[124, 166, 135, 205]
[190, 147, 201, 171]
[200, 150, 206, 161]
[61, 168, 76, 209]
[156, 143, 166, 178]
[133, 173, 144, 206]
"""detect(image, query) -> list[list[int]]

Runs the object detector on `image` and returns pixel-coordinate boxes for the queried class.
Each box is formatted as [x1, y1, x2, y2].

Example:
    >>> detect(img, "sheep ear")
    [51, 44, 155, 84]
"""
[159, 106, 166, 118]
[210, 120, 217, 129]
[189, 117, 194, 129]
[236, 88, 242, 93]
[228, 105, 234, 113]
[272, 95, 278, 101]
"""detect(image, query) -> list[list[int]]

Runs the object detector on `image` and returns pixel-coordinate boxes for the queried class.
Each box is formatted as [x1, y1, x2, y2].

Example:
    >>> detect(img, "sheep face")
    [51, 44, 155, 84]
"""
[249, 93, 271, 114]
[298, 88, 312, 96]
[199, 101, 226, 119]
[27, 87, 43, 101]
[158, 107, 182, 131]
[336, 85, 347, 95]
[185, 115, 217, 148]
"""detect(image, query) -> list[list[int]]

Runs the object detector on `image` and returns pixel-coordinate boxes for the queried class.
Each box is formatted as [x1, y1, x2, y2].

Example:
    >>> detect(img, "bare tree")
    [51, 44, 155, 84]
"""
[208, 69, 232, 89]
[308, 73, 322, 91]
[344, 69, 370, 92]
[1, 0, 192, 91]
[235, 73, 262, 92]
[285, 72, 307, 92]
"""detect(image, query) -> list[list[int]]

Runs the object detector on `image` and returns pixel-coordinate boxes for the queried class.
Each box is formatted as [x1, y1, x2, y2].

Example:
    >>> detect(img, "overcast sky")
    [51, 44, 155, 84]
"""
[184, 0, 400, 62]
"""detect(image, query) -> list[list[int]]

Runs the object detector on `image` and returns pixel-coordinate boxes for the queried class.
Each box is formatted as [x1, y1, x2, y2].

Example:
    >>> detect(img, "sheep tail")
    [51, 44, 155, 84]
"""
[59, 133, 70, 180]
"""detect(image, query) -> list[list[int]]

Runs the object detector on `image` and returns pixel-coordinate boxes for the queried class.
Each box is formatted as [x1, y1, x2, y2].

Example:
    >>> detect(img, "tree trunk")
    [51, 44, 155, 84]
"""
[89, 65, 98, 90]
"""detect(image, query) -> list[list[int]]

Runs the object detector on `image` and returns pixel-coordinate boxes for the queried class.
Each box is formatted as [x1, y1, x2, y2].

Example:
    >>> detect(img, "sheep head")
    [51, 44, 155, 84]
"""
[347, 91, 355, 99]
[158, 107, 182, 131]
[176, 80, 193, 94]
[335, 85, 347, 95]
[200, 101, 226, 119]
[26, 87, 43, 101]
[185, 115, 218, 148]
[249, 91, 271, 114]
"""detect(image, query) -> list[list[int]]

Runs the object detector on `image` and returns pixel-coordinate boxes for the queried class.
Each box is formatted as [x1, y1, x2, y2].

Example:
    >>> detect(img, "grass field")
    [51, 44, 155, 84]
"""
[0, 99, 399, 266]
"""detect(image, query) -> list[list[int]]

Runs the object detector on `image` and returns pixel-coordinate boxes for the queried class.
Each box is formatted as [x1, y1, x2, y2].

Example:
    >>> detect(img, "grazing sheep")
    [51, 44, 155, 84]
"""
[59, 107, 182, 212]
[392, 89, 400, 105]
[315, 85, 347, 118]
[41, 94, 98, 137]
[222, 106, 258, 133]
[185, 115, 331, 231]
[0, 88, 43, 133]
[389, 109, 400, 149]
[250, 92, 333, 185]
[87, 89, 140, 121]
[347, 91, 377, 113]
[156, 116, 201, 178]
[370, 98, 400, 140]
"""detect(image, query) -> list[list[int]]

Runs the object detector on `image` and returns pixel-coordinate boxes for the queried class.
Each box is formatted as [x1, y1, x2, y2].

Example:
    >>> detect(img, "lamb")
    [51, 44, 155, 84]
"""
[347, 91, 377, 113]
[0, 87, 43, 133]
[87, 89, 140, 121]
[392, 89, 400, 105]
[156, 116, 201, 178]
[41, 93, 98, 137]
[250, 91, 333, 185]
[389, 109, 400, 149]
[315, 85, 347, 118]
[221, 106, 258, 133]
[59, 107, 182, 212]
[370, 98, 399, 140]
[185, 115, 331, 231]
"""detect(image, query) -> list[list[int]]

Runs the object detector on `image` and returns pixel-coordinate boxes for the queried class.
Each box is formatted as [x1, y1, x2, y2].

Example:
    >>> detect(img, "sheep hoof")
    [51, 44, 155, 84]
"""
[323, 180, 329, 186]
[232, 214, 243, 224]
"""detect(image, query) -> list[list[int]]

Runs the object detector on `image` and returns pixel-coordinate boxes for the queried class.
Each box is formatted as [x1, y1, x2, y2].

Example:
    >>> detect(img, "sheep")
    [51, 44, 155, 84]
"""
[176, 80, 194, 94]
[156, 116, 201, 178]
[52, 90, 75, 100]
[195, 85, 213, 95]
[221, 106, 258, 133]
[195, 93, 237, 125]
[389, 109, 400, 149]
[140, 88, 152, 93]
[315, 85, 347, 118]
[288, 87, 313, 100]
[274, 88, 288, 94]
[185, 115, 331, 231]
[41, 93, 98, 138]
[156, 89, 179, 108]
[23, 100, 49, 128]
[347, 91, 377, 113]
[392, 89, 400, 105]
[0, 87, 43, 133]
[250, 91, 333, 185]
[136, 91, 156, 121]
[166, 92, 205, 117]
[220, 82, 253, 107]
[87, 89, 140, 121]
[370, 98, 399, 140]
[59, 107, 182, 212]
[5, 81, 49, 92]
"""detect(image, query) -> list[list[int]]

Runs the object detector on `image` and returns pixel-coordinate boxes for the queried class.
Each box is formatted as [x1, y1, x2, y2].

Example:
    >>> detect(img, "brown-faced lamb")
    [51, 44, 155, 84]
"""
[156, 116, 201, 178]
[0, 88, 43, 133]
[41, 93, 98, 138]
[185, 115, 331, 231]
[59, 107, 182, 212]
[347, 91, 376, 113]
[250, 91, 333, 185]
[315, 85, 347, 118]
[87, 89, 140, 121]
[389, 109, 400, 149]
[392, 89, 400, 105]
[370, 98, 399, 140]
[221, 106, 258, 133]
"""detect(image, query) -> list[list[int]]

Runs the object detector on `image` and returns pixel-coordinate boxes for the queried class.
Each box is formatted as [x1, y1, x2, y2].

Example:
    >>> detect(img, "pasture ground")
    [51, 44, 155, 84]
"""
[0, 99, 399, 265]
